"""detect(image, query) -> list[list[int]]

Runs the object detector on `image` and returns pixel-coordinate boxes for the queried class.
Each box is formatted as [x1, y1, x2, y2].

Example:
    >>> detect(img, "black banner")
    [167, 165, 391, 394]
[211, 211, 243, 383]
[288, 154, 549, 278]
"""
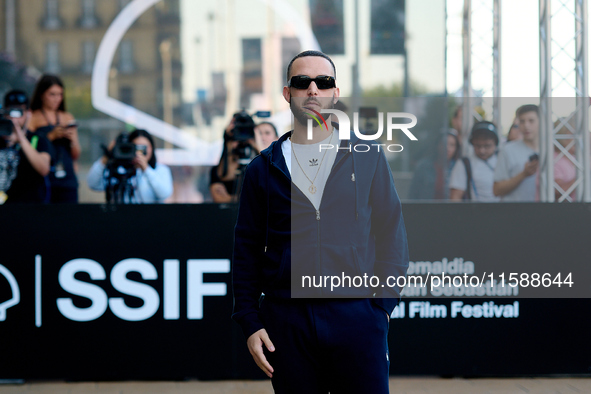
[0, 204, 589, 380]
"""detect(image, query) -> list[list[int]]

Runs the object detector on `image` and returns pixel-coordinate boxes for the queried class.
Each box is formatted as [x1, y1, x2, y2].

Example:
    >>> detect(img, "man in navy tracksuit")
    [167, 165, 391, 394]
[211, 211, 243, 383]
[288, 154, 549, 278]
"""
[232, 51, 409, 393]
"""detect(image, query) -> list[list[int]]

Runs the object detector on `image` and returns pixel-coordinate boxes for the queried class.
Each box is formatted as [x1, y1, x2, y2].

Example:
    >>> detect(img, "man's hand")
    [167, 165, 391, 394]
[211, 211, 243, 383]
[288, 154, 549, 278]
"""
[522, 159, 538, 177]
[247, 328, 275, 378]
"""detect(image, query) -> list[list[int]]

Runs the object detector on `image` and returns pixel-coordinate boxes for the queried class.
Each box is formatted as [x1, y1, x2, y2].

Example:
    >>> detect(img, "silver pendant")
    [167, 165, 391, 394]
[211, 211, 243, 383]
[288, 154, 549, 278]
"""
[309, 184, 317, 194]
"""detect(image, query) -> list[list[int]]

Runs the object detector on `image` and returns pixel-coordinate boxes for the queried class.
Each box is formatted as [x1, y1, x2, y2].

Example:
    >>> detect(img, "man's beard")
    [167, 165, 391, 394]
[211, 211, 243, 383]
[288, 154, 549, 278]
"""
[290, 95, 335, 128]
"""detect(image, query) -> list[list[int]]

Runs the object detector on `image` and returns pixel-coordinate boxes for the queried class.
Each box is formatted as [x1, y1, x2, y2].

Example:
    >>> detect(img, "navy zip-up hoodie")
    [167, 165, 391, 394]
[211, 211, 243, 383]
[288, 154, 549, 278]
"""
[232, 129, 409, 339]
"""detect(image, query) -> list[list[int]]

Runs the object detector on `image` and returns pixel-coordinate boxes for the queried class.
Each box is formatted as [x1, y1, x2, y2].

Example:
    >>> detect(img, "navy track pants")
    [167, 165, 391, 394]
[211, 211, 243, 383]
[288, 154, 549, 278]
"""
[260, 296, 390, 394]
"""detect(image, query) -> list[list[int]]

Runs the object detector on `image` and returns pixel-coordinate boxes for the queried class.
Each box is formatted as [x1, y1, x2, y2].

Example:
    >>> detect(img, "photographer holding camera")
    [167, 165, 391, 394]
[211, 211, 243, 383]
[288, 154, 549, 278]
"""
[210, 111, 262, 203]
[87, 129, 173, 204]
[0, 90, 54, 204]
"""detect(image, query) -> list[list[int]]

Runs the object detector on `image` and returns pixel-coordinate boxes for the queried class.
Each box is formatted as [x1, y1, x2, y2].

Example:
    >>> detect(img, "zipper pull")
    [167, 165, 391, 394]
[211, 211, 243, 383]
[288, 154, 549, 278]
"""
[351, 173, 355, 182]
[316, 210, 320, 220]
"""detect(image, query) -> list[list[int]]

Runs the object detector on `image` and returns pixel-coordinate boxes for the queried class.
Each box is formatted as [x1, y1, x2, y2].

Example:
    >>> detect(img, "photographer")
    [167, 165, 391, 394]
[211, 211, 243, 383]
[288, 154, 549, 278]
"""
[87, 129, 173, 204]
[210, 112, 261, 203]
[0, 90, 54, 204]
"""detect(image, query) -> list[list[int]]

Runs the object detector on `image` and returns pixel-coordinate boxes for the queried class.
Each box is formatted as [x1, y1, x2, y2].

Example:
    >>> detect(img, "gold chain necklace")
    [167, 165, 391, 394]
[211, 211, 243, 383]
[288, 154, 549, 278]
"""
[291, 131, 333, 194]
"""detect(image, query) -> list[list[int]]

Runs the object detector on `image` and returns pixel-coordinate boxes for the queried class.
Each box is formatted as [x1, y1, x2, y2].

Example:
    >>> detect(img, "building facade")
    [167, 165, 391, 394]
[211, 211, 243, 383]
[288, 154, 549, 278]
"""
[5, 0, 182, 125]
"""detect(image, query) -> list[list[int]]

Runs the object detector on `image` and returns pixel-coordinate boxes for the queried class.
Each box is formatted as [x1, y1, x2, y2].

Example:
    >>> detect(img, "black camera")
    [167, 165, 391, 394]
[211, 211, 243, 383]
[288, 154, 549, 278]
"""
[0, 109, 22, 149]
[102, 132, 148, 204]
[112, 140, 147, 161]
[0, 118, 12, 137]
[232, 110, 256, 142]
[0, 109, 23, 138]
[103, 133, 147, 177]
[228, 110, 271, 163]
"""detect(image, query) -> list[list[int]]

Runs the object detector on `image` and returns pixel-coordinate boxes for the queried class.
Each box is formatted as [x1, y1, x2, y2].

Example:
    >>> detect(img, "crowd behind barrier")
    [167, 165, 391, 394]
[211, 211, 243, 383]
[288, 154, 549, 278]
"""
[0, 75, 584, 205]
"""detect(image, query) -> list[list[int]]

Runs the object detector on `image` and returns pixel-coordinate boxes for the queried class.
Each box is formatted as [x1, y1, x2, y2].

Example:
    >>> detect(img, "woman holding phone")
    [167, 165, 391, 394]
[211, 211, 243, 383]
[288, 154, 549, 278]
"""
[29, 74, 80, 203]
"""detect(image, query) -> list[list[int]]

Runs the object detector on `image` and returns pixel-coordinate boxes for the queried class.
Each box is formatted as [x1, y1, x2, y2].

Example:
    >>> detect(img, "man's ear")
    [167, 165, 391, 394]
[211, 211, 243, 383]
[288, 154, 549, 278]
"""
[282, 86, 291, 104]
[333, 87, 340, 104]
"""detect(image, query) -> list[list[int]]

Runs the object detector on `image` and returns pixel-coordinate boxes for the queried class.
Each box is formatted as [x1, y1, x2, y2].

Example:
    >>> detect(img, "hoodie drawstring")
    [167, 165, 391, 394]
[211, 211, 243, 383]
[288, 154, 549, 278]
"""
[351, 142, 358, 221]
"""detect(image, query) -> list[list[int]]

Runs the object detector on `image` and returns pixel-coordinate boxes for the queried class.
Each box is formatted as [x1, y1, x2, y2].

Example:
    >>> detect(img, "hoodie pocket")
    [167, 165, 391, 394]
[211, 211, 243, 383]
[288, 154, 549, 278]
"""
[319, 243, 360, 278]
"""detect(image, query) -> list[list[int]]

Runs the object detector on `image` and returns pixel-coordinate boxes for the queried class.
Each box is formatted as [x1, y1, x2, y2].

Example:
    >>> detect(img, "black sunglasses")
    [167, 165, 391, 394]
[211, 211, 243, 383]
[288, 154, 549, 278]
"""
[288, 75, 336, 90]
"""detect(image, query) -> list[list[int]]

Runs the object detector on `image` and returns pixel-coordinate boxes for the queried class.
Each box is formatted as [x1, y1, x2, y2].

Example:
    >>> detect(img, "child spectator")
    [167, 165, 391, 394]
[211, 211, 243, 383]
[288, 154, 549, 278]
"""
[449, 121, 500, 202]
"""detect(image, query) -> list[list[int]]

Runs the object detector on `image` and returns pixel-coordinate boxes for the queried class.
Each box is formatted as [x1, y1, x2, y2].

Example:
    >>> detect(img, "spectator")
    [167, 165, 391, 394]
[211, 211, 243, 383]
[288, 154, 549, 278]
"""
[0, 90, 54, 204]
[87, 129, 173, 203]
[506, 117, 522, 142]
[408, 130, 461, 200]
[449, 121, 500, 202]
[210, 114, 260, 203]
[29, 74, 80, 203]
[493, 104, 539, 201]
[255, 121, 279, 151]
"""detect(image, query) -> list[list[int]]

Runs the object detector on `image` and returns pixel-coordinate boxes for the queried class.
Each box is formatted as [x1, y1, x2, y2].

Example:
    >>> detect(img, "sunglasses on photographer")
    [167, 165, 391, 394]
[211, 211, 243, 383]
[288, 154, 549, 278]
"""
[288, 75, 336, 90]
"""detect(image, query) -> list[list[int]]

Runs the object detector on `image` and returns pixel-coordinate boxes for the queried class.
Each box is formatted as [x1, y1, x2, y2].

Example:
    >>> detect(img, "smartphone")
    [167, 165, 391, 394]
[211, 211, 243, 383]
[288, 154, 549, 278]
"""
[529, 153, 539, 162]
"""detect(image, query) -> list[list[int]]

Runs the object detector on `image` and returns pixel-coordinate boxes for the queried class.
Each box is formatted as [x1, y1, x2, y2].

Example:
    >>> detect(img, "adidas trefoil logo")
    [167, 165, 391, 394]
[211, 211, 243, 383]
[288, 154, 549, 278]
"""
[309, 158, 318, 167]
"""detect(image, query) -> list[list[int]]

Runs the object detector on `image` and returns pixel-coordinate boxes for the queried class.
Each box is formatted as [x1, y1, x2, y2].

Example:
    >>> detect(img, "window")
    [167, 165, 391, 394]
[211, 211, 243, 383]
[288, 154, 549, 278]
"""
[370, 0, 406, 55]
[240, 38, 262, 108]
[119, 87, 133, 106]
[80, 0, 98, 28]
[118, 40, 135, 74]
[43, 0, 61, 30]
[309, 0, 344, 55]
[81, 41, 95, 74]
[46, 42, 60, 73]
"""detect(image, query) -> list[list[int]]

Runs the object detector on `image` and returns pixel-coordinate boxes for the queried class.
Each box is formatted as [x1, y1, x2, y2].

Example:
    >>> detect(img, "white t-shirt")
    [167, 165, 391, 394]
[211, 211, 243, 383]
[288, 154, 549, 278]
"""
[282, 130, 338, 210]
[449, 154, 500, 202]
[493, 140, 537, 202]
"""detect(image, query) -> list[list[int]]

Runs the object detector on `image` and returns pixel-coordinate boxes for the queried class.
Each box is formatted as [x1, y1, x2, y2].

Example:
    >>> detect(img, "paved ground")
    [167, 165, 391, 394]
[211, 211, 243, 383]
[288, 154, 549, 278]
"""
[1, 377, 590, 394]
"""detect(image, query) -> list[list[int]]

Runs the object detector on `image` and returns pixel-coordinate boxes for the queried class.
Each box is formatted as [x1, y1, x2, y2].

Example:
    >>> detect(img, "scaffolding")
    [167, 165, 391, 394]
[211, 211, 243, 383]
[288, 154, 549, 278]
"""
[462, 0, 501, 147]
[539, 0, 591, 202]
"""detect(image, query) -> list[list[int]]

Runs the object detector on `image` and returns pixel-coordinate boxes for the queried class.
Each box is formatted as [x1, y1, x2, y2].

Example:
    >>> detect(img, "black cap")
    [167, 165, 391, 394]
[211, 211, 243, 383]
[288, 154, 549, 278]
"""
[470, 121, 499, 146]
[3, 90, 29, 109]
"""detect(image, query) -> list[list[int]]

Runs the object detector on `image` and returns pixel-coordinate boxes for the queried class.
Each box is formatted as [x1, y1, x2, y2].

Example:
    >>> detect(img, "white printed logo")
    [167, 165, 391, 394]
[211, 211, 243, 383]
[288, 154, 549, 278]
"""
[0, 264, 20, 321]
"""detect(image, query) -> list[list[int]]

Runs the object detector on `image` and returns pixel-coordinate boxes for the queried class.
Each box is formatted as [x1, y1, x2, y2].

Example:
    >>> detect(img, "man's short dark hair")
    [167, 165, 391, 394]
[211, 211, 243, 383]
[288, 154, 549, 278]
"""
[3, 90, 30, 109]
[286, 50, 336, 83]
[516, 104, 539, 118]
